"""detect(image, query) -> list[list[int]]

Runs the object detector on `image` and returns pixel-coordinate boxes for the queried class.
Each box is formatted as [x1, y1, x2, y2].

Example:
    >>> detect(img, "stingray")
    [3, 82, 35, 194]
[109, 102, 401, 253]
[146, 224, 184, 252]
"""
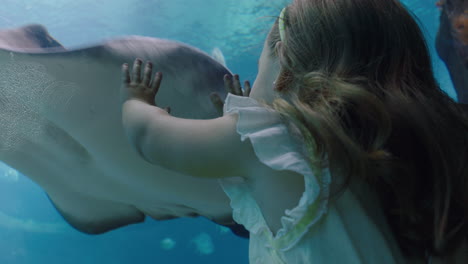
[0, 24, 249, 237]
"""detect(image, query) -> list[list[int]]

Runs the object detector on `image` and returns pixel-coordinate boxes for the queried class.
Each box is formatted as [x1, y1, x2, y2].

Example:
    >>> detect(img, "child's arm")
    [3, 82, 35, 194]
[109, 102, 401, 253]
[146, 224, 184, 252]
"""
[120, 59, 257, 179]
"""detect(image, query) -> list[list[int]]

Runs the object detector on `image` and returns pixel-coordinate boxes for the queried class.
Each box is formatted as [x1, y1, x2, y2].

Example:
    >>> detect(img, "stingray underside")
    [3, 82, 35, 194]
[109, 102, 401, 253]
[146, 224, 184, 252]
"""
[0, 24, 147, 234]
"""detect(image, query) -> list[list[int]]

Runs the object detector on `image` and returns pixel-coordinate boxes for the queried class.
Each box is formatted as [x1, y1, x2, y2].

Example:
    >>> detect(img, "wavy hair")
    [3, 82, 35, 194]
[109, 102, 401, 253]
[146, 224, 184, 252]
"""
[267, 0, 468, 259]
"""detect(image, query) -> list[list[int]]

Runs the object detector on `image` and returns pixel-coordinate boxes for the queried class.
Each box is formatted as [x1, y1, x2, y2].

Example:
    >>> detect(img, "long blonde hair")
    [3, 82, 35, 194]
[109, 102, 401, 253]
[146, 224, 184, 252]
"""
[269, 0, 468, 258]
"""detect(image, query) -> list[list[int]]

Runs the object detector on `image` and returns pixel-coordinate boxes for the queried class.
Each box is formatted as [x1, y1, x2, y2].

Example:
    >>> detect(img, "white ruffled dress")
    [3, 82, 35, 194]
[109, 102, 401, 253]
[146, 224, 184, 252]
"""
[219, 94, 407, 264]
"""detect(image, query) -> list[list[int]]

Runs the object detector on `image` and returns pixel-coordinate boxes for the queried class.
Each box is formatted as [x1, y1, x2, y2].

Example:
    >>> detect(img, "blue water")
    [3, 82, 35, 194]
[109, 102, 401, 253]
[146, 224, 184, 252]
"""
[0, 0, 457, 263]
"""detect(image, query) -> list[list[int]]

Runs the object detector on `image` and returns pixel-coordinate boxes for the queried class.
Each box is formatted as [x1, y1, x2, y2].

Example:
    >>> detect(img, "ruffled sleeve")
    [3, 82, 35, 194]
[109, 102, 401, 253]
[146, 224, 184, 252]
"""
[219, 93, 331, 251]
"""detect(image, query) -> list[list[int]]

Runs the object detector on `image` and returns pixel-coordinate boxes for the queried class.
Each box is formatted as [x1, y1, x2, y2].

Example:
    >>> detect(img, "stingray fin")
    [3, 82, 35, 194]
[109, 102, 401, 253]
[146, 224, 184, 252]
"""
[211, 47, 227, 67]
[46, 191, 145, 235]
[0, 24, 65, 51]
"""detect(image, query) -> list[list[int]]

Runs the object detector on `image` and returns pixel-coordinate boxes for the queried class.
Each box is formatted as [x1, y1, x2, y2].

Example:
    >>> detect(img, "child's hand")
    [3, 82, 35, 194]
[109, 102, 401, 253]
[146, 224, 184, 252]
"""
[210, 74, 251, 116]
[120, 58, 170, 113]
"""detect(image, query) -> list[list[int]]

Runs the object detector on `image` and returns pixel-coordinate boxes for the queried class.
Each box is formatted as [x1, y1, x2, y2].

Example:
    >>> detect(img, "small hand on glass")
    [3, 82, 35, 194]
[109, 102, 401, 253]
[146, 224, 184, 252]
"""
[210, 74, 251, 116]
[120, 58, 170, 113]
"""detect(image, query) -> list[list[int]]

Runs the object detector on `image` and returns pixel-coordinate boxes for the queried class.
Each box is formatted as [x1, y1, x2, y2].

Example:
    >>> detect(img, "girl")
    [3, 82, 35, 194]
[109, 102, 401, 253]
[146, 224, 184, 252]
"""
[120, 0, 468, 263]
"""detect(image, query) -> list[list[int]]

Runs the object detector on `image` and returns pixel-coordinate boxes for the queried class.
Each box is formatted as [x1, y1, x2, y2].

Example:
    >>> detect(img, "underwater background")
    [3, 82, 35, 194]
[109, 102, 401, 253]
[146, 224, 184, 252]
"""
[0, 0, 457, 263]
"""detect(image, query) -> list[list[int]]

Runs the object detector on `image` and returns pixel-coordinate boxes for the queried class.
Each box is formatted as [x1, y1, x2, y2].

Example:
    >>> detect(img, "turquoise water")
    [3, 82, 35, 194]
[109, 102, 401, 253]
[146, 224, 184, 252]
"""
[0, 0, 456, 263]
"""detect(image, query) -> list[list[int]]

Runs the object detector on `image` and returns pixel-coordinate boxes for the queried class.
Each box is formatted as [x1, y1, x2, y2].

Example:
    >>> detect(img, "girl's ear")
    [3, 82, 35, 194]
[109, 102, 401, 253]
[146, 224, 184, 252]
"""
[275, 41, 283, 56]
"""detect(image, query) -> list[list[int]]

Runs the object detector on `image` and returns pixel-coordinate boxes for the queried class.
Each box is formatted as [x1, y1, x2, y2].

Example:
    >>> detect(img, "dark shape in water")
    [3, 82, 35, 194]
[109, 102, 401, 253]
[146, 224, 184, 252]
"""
[435, 0, 468, 103]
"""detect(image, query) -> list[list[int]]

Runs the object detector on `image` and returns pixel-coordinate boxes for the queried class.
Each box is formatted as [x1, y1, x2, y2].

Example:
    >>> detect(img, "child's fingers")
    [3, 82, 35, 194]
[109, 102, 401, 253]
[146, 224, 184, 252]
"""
[142, 61, 153, 87]
[244, 80, 251, 96]
[210, 92, 224, 116]
[151, 72, 163, 94]
[233, 74, 243, 95]
[132, 58, 143, 83]
[122, 63, 130, 85]
[224, 74, 234, 94]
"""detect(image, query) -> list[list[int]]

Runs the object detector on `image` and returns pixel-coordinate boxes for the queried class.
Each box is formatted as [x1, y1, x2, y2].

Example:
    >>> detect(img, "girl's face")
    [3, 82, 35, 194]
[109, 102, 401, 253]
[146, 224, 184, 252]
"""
[444, 0, 468, 45]
[249, 36, 282, 103]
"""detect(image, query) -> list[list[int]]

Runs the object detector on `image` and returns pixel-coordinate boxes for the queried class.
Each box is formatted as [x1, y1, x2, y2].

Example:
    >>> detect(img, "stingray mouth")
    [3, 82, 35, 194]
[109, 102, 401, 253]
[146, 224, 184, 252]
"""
[154, 213, 198, 220]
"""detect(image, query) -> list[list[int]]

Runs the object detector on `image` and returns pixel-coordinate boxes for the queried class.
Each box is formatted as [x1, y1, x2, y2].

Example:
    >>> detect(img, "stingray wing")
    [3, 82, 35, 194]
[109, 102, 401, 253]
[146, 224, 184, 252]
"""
[0, 24, 66, 51]
[46, 192, 145, 235]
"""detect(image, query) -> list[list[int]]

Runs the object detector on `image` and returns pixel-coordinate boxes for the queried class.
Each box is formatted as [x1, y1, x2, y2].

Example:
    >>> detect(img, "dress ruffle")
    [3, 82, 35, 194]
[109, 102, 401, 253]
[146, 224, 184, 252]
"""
[219, 94, 331, 251]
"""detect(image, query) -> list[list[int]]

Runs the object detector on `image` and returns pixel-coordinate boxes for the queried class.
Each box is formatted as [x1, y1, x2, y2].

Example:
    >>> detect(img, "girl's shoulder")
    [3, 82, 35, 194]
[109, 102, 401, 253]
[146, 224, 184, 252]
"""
[220, 93, 331, 240]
